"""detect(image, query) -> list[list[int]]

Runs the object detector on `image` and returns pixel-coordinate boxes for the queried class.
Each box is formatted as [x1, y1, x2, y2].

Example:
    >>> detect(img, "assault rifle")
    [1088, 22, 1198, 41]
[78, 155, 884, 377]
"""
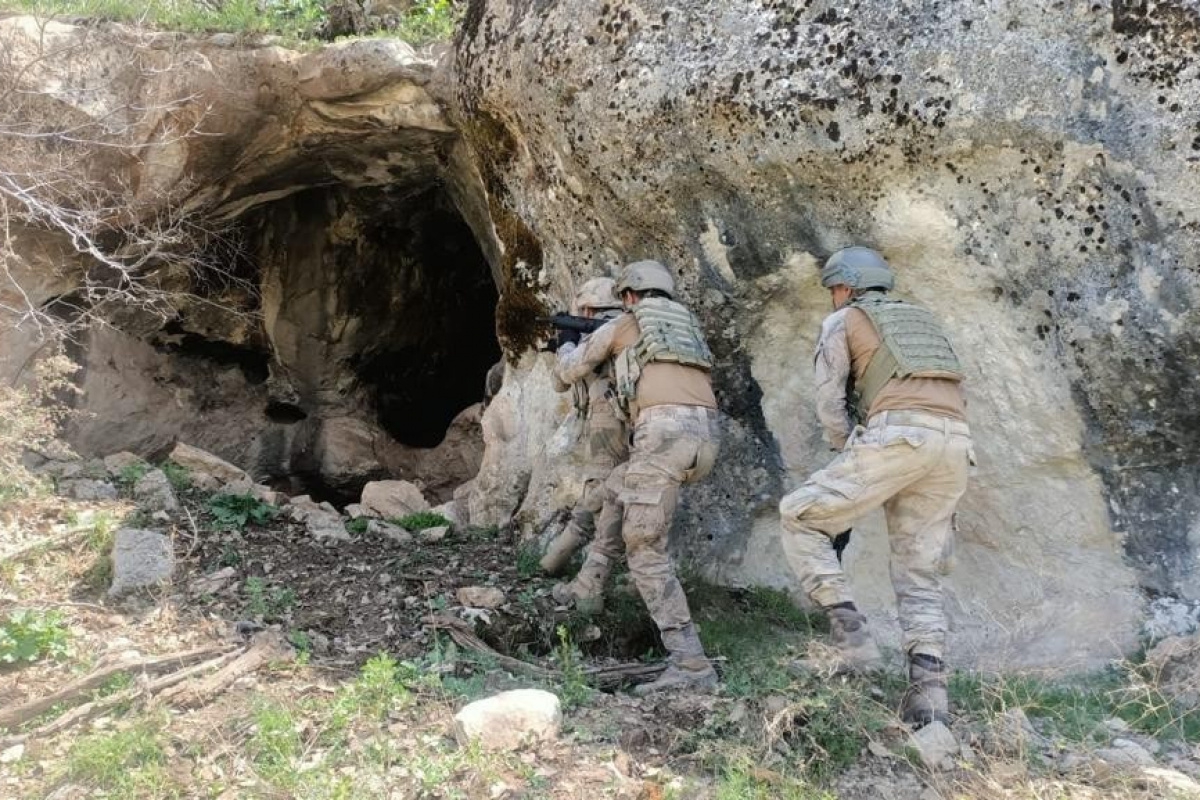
[537, 313, 605, 336]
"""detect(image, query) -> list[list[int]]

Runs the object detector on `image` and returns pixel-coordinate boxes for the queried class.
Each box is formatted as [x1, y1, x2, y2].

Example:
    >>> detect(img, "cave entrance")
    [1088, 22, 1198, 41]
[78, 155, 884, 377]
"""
[247, 181, 500, 496]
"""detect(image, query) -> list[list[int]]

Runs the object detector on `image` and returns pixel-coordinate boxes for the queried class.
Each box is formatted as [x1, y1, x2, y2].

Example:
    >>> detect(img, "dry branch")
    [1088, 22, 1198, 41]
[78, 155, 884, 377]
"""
[0, 642, 234, 731]
[421, 613, 666, 690]
[156, 629, 294, 709]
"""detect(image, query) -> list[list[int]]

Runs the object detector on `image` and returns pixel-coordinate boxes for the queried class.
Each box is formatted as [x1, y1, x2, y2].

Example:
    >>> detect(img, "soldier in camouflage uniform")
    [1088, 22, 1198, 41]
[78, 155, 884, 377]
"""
[779, 246, 972, 727]
[554, 260, 721, 695]
[540, 278, 630, 580]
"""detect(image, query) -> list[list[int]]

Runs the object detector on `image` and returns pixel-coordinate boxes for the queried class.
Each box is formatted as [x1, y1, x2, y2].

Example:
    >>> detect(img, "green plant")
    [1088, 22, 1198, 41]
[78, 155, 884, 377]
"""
[208, 492, 278, 530]
[243, 577, 295, 621]
[159, 461, 191, 492]
[551, 625, 593, 709]
[516, 541, 542, 579]
[247, 701, 302, 786]
[2, 0, 330, 40]
[391, 510, 450, 531]
[116, 461, 150, 488]
[64, 716, 177, 798]
[0, 608, 70, 664]
[394, 0, 460, 46]
[346, 517, 369, 535]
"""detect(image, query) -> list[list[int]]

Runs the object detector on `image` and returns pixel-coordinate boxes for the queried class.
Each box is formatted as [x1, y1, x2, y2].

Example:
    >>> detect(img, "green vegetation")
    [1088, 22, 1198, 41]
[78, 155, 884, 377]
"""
[64, 716, 179, 799]
[159, 460, 191, 492]
[516, 540, 542, 579]
[714, 759, 836, 800]
[951, 666, 1200, 744]
[0, 0, 462, 44]
[390, 510, 450, 531]
[81, 511, 118, 592]
[116, 461, 150, 488]
[345, 516, 369, 535]
[550, 624, 593, 709]
[0, 608, 70, 665]
[243, 576, 296, 621]
[208, 492, 278, 530]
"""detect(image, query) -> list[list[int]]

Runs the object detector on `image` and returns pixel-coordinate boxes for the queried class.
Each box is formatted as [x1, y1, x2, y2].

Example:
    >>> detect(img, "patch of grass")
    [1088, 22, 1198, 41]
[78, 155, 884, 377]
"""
[246, 700, 302, 787]
[393, 0, 460, 46]
[243, 577, 296, 621]
[159, 461, 190, 493]
[516, 540, 542, 579]
[116, 461, 150, 488]
[0, 607, 70, 665]
[714, 758, 836, 800]
[390, 510, 450, 531]
[951, 666, 1200, 745]
[345, 516, 369, 535]
[2, 0, 329, 39]
[550, 624, 593, 710]
[81, 512, 117, 592]
[208, 492, 278, 530]
[64, 715, 179, 798]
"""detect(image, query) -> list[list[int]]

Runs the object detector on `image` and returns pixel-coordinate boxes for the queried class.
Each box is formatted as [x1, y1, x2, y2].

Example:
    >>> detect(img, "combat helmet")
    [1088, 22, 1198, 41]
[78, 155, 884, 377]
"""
[616, 259, 676, 298]
[572, 277, 623, 314]
[820, 247, 895, 291]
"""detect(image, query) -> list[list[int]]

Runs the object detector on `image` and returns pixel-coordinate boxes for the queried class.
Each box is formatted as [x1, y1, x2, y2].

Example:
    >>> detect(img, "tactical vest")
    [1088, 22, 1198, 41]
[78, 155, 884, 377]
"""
[613, 298, 713, 419]
[849, 293, 964, 419]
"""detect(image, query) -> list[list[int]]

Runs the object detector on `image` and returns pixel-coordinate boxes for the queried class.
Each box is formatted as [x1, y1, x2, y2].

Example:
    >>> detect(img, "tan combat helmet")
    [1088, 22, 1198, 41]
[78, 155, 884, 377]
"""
[820, 246, 895, 291]
[615, 259, 676, 298]
[571, 277, 623, 315]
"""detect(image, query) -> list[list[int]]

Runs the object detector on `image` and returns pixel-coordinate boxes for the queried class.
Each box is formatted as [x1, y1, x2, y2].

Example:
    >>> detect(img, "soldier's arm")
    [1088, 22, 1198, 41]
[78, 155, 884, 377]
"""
[814, 311, 854, 450]
[555, 317, 621, 385]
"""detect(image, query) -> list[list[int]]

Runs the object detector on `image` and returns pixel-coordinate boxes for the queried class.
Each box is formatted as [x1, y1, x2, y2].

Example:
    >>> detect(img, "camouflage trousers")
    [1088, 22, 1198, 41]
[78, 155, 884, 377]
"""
[583, 405, 720, 634]
[565, 412, 630, 541]
[779, 410, 971, 660]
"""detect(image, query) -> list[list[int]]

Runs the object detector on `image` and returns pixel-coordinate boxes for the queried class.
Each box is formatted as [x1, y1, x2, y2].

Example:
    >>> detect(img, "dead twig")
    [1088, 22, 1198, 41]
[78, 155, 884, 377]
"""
[0, 642, 234, 731]
[157, 629, 294, 709]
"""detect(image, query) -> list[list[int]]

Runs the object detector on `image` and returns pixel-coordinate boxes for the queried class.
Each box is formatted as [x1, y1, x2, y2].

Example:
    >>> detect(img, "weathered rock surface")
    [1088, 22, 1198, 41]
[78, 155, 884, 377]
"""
[360, 480, 429, 520]
[108, 528, 174, 596]
[449, 0, 1200, 666]
[1145, 632, 1200, 711]
[58, 479, 118, 502]
[457, 586, 505, 609]
[908, 722, 961, 771]
[102, 452, 145, 477]
[286, 495, 350, 542]
[169, 443, 249, 487]
[452, 689, 562, 751]
[133, 469, 180, 513]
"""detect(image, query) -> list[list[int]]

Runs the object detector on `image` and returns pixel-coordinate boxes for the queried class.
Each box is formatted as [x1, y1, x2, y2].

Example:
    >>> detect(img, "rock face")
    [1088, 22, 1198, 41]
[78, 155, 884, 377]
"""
[0, 18, 496, 501]
[452, 0, 1200, 666]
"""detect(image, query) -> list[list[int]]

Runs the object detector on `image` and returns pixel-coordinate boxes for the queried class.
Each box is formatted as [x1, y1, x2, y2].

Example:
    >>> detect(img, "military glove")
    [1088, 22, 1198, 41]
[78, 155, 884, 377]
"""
[556, 327, 582, 351]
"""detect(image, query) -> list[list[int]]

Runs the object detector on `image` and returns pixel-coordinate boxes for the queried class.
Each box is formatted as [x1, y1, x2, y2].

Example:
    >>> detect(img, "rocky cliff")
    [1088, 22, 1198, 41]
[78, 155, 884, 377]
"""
[453, 0, 1200, 667]
[2, 3, 1198, 669]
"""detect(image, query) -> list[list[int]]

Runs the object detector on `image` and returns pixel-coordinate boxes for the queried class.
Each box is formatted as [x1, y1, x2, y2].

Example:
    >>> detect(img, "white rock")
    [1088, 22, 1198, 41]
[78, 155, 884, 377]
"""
[1094, 740, 1156, 768]
[909, 722, 960, 770]
[189, 566, 237, 594]
[431, 501, 462, 528]
[169, 442, 249, 485]
[360, 480, 429, 520]
[0, 743, 24, 763]
[420, 525, 450, 542]
[457, 586, 505, 609]
[133, 468, 179, 512]
[345, 503, 377, 519]
[367, 519, 412, 544]
[58, 478, 118, 501]
[453, 689, 562, 751]
[108, 528, 174, 596]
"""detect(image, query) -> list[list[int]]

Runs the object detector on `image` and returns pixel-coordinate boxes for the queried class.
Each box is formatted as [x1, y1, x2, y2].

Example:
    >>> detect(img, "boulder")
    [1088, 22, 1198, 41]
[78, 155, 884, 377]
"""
[58, 478, 118, 502]
[132, 469, 180, 513]
[1145, 633, 1200, 711]
[169, 442, 249, 486]
[457, 586, 505, 609]
[453, 689, 562, 751]
[908, 722, 961, 771]
[286, 495, 350, 542]
[360, 480, 429, 520]
[102, 451, 145, 477]
[420, 525, 450, 543]
[108, 528, 174, 596]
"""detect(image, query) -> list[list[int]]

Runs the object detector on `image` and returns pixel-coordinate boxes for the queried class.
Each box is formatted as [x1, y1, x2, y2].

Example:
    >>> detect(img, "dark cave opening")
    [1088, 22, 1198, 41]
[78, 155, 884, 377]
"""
[351, 192, 500, 448]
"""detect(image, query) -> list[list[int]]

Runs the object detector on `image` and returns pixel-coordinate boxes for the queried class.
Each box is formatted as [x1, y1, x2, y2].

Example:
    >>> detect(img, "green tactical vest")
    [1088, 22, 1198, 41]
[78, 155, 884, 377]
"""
[613, 298, 713, 418]
[849, 293, 964, 419]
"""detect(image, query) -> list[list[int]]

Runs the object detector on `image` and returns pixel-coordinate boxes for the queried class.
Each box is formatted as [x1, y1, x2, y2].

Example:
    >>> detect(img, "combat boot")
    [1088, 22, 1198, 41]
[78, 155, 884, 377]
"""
[900, 653, 950, 728]
[539, 522, 585, 575]
[550, 553, 609, 615]
[633, 624, 718, 696]
[789, 605, 883, 676]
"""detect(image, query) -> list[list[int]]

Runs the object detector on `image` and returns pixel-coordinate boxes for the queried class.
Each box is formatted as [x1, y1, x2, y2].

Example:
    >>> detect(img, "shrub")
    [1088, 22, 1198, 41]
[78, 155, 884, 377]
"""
[391, 510, 450, 531]
[0, 608, 70, 665]
[395, 0, 460, 46]
[207, 493, 278, 530]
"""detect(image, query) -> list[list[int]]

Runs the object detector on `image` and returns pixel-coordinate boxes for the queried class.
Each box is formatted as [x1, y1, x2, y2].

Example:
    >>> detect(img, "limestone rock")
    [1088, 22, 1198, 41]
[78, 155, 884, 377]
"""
[360, 480, 429, 521]
[457, 586, 505, 609]
[58, 478, 118, 502]
[908, 722, 960, 771]
[287, 495, 350, 542]
[108, 528, 174, 596]
[1145, 632, 1200, 710]
[345, 503, 376, 519]
[189, 566, 237, 595]
[133, 469, 180, 513]
[420, 525, 450, 543]
[452, 689, 562, 751]
[1094, 738, 1157, 770]
[102, 452, 145, 477]
[367, 519, 413, 544]
[169, 443, 249, 486]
